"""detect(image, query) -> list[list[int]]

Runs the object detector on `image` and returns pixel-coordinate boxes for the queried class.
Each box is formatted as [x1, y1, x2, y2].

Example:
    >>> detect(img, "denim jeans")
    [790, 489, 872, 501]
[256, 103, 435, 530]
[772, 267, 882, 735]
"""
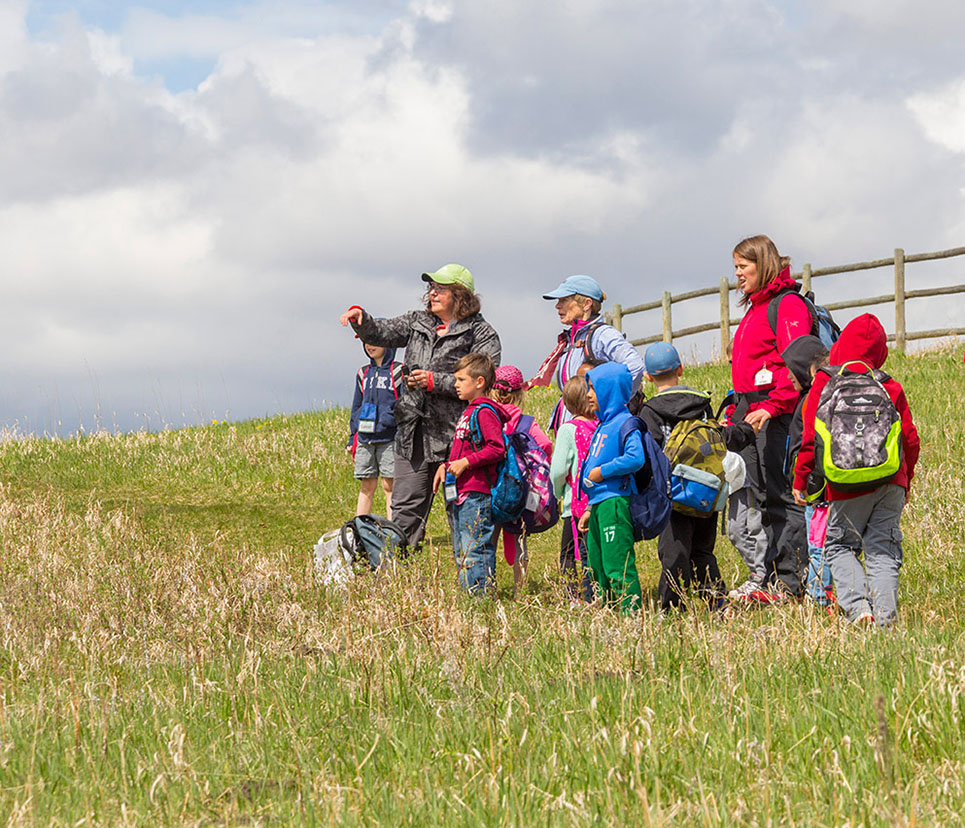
[448, 492, 497, 595]
[805, 503, 833, 604]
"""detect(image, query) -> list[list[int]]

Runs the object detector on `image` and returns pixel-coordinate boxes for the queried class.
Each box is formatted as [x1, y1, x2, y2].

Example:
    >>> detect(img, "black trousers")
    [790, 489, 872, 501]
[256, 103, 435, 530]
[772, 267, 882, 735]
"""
[559, 516, 595, 602]
[740, 413, 807, 596]
[657, 510, 724, 611]
[390, 425, 443, 549]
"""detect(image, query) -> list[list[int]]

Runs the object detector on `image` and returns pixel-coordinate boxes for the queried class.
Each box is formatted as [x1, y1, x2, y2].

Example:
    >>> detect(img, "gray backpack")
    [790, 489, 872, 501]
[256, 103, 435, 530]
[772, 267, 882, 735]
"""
[813, 361, 902, 493]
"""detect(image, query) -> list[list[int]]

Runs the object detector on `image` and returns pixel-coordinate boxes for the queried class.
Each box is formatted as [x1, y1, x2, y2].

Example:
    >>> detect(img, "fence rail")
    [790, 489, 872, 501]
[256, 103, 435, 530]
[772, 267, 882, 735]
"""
[610, 246, 965, 355]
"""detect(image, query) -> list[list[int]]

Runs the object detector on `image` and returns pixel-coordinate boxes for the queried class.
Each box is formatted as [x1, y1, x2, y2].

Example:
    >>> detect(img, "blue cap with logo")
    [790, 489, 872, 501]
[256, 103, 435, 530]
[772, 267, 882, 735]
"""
[644, 341, 681, 375]
[542, 275, 604, 301]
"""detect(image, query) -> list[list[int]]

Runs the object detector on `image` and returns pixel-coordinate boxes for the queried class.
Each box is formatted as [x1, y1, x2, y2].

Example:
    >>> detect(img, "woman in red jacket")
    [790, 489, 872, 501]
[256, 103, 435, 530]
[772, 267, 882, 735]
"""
[730, 235, 814, 601]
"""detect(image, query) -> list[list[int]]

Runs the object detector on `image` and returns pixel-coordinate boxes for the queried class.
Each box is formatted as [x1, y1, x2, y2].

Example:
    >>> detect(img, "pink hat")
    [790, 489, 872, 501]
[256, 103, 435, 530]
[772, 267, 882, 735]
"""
[493, 365, 524, 392]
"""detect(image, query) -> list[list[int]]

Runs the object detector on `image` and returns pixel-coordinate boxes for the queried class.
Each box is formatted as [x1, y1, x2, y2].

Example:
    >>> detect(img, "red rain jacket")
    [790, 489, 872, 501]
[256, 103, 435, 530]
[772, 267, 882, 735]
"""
[731, 268, 814, 417]
[793, 314, 920, 500]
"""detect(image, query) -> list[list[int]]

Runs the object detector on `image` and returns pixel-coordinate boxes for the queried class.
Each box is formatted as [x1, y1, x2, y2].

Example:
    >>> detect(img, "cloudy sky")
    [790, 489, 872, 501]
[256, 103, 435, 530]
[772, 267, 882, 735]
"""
[1, 0, 963, 434]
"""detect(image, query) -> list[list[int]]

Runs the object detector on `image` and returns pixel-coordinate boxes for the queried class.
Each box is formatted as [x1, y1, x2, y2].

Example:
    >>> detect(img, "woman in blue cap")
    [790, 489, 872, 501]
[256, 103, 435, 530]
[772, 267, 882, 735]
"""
[530, 274, 645, 431]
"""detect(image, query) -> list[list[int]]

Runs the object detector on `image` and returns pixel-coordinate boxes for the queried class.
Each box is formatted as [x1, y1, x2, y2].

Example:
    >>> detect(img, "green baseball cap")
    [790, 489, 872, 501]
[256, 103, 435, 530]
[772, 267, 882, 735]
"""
[421, 263, 474, 292]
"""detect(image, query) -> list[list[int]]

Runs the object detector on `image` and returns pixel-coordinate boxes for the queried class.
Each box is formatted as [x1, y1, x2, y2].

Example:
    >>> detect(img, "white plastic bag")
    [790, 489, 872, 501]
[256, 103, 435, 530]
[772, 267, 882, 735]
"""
[313, 529, 353, 587]
[722, 451, 747, 492]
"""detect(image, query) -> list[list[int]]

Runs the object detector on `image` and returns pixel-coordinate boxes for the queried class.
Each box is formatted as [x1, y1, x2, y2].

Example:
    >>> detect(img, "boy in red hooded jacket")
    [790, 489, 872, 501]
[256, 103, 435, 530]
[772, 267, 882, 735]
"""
[792, 314, 920, 626]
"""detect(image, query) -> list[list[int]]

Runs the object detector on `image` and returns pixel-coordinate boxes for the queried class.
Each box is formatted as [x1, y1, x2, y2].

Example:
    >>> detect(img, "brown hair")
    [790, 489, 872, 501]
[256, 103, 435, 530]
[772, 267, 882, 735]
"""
[492, 387, 524, 407]
[454, 352, 495, 391]
[423, 283, 481, 320]
[810, 349, 830, 372]
[733, 235, 791, 307]
[562, 375, 596, 418]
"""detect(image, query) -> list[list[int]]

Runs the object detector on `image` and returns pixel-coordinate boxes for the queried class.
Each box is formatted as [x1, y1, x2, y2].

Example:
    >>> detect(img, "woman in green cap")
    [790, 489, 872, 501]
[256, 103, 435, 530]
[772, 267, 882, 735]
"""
[339, 264, 501, 548]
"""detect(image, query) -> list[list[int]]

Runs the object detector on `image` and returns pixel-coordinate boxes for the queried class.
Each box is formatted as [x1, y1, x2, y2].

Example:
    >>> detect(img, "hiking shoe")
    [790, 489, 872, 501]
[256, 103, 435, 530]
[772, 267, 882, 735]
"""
[748, 587, 785, 605]
[728, 578, 765, 600]
[853, 611, 875, 627]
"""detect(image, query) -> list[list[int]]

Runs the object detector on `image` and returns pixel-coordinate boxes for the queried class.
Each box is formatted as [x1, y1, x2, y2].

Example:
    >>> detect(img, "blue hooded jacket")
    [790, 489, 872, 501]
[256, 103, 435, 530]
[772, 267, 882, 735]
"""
[581, 362, 645, 505]
[348, 345, 403, 445]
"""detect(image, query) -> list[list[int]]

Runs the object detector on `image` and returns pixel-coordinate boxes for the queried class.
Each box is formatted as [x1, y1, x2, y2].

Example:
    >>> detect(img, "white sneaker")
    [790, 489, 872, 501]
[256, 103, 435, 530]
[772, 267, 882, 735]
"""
[728, 578, 764, 599]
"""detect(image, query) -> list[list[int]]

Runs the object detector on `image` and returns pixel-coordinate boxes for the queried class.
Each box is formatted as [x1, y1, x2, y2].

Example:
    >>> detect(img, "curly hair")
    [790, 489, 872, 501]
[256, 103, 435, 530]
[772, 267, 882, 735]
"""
[423, 284, 481, 320]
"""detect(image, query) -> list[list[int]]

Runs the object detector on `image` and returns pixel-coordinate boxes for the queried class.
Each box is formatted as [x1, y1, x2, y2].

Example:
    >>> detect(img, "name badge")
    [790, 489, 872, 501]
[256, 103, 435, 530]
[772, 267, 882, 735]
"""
[444, 471, 458, 503]
[359, 419, 376, 434]
[754, 367, 773, 386]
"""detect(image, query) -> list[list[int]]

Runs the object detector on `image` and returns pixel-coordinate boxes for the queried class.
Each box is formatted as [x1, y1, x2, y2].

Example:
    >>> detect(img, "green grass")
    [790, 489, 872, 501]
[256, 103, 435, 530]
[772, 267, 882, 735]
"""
[0, 347, 963, 826]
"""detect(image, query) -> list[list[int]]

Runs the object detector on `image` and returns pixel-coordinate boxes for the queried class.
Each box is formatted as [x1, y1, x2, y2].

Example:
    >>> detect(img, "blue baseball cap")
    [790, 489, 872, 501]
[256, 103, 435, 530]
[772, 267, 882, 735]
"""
[644, 341, 681, 375]
[542, 275, 604, 301]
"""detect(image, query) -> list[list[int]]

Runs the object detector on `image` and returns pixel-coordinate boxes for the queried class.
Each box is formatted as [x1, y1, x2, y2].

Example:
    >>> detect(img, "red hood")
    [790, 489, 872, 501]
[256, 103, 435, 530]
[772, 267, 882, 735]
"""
[748, 267, 796, 306]
[829, 313, 888, 369]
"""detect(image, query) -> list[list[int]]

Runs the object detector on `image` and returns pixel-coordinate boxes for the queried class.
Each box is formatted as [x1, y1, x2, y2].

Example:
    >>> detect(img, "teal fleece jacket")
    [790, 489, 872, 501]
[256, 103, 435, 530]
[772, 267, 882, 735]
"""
[581, 362, 645, 505]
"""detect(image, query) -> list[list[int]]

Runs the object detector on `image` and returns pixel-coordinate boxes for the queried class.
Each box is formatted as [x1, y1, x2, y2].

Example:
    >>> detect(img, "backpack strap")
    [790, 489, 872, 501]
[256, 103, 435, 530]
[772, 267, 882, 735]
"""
[468, 402, 501, 447]
[389, 362, 404, 400]
[580, 319, 607, 365]
[767, 287, 818, 339]
[714, 390, 737, 422]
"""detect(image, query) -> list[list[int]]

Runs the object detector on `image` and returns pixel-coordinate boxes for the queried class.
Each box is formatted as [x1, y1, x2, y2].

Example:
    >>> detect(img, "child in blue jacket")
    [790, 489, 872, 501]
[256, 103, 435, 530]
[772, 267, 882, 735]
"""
[577, 362, 646, 614]
[348, 343, 404, 518]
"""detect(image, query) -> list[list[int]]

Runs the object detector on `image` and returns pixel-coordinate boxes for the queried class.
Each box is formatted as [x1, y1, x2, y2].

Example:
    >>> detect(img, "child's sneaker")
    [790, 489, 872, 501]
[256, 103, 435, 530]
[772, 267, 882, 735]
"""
[729, 578, 764, 600]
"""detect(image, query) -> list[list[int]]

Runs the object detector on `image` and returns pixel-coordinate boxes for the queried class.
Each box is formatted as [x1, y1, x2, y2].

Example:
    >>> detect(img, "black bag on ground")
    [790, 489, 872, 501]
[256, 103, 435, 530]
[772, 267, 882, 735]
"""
[339, 514, 407, 570]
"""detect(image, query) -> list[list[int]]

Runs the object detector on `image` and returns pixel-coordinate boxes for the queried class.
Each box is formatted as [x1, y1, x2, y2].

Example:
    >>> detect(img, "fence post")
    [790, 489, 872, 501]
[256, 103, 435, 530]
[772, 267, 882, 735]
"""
[894, 248, 906, 354]
[719, 277, 730, 357]
[611, 303, 623, 333]
[802, 263, 812, 296]
[662, 291, 673, 343]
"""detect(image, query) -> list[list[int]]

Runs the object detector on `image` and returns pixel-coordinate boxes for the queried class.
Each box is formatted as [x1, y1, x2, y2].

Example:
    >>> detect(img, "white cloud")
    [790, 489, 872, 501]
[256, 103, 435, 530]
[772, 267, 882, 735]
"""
[908, 79, 965, 155]
[1, 0, 963, 432]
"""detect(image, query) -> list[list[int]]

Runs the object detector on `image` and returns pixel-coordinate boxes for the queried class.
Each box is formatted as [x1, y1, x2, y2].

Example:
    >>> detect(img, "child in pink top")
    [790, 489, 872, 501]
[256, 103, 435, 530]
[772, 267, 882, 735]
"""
[491, 365, 553, 595]
[549, 375, 597, 602]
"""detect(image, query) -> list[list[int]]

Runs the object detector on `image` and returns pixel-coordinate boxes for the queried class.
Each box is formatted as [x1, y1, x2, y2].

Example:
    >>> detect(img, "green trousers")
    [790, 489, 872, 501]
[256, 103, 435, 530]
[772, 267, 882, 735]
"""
[585, 497, 642, 614]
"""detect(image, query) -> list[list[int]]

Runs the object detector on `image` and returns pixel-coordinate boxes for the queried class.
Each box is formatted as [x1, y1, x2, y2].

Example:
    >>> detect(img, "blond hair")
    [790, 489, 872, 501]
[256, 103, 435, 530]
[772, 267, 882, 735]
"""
[562, 376, 596, 418]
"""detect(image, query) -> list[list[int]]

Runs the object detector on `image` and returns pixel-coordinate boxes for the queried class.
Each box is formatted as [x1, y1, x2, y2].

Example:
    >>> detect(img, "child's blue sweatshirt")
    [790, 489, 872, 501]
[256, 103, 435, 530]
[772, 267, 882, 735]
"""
[581, 362, 645, 505]
[348, 346, 402, 445]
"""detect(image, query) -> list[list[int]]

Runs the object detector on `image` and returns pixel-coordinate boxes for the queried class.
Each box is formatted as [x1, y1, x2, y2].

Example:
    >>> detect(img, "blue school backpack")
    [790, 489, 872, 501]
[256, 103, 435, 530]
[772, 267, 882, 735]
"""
[468, 403, 527, 526]
[768, 287, 841, 349]
[617, 416, 673, 541]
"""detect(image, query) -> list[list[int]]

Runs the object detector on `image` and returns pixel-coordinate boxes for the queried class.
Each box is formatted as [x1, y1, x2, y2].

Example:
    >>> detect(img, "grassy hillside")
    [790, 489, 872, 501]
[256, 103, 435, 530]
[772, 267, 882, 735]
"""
[0, 347, 962, 826]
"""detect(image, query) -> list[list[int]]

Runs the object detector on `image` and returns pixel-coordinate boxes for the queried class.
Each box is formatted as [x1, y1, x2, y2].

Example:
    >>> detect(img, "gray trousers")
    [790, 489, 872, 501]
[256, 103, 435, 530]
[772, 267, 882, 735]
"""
[727, 487, 768, 582]
[825, 484, 905, 625]
[391, 425, 443, 549]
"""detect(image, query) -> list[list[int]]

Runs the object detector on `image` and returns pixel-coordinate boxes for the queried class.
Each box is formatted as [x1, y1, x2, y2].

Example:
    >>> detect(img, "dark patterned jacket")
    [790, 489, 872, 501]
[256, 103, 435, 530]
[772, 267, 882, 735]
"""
[352, 309, 502, 463]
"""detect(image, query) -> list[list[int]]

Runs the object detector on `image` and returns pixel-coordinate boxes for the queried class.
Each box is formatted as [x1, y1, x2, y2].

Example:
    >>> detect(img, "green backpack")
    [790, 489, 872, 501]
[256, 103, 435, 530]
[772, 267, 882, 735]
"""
[663, 417, 729, 517]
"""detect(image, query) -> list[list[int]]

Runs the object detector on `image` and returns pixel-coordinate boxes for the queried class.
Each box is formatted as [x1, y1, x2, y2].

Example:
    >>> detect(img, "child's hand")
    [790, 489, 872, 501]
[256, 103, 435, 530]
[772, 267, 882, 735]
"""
[432, 464, 446, 493]
[577, 510, 590, 534]
[588, 467, 603, 484]
[744, 408, 770, 433]
[448, 458, 470, 478]
[792, 488, 807, 506]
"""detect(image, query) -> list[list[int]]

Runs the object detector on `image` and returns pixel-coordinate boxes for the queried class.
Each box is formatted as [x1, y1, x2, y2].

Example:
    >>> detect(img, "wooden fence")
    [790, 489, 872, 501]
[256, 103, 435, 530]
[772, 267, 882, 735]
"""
[609, 246, 965, 355]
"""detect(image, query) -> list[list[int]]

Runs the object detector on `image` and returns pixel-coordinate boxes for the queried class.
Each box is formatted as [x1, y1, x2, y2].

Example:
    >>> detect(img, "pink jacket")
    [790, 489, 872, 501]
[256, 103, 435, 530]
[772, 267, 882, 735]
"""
[731, 268, 814, 418]
[500, 404, 553, 457]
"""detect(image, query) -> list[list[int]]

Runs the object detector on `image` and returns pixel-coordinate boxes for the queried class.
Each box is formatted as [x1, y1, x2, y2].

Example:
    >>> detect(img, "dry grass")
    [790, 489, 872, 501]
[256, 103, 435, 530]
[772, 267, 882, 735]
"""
[0, 347, 961, 826]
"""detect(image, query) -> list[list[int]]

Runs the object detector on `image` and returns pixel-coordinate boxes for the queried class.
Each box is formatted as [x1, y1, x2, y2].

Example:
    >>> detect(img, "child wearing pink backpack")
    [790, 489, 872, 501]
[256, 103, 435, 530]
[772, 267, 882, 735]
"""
[550, 376, 597, 602]
[491, 365, 554, 595]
